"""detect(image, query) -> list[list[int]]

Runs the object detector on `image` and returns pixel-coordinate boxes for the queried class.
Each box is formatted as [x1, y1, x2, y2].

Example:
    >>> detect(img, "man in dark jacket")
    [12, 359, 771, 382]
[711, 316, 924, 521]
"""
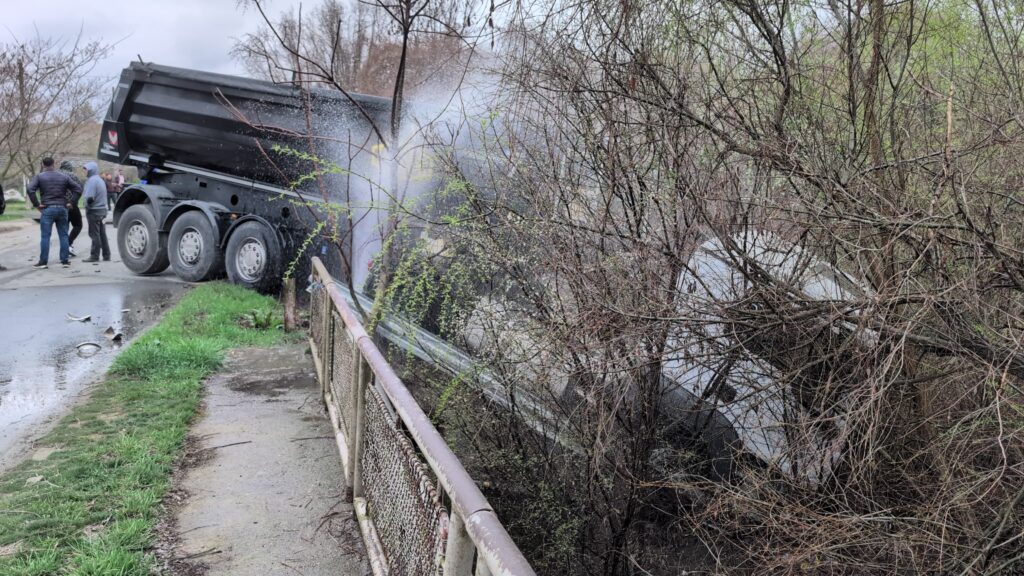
[0, 192, 5, 271]
[59, 161, 84, 257]
[27, 156, 81, 269]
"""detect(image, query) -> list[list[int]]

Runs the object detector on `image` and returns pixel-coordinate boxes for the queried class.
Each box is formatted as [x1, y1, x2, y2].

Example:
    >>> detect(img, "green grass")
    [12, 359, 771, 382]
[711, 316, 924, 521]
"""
[0, 282, 293, 575]
[0, 200, 33, 222]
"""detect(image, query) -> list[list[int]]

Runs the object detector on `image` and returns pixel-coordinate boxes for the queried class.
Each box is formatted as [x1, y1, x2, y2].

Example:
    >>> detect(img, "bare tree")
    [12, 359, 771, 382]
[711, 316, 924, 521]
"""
[234, 1, 378, 92]
[233, 0, 495, 305]
[0, 33, 111, 186]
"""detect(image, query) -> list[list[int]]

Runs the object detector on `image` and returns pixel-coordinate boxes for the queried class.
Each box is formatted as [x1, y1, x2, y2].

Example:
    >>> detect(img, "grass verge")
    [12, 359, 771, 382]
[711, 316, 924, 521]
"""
[0, 200, 33, 223]
[0, 282, 292, 575]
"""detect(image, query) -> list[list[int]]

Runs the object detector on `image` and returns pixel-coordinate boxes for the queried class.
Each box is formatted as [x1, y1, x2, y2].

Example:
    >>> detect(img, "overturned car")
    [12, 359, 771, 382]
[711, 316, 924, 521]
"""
[357, 227, 874, 483]
[661, 231, 874, 481]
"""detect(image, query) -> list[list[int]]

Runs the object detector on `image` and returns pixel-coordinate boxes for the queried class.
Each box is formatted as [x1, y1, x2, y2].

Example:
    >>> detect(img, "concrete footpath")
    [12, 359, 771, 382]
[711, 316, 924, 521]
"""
[161, 345, 369, 576]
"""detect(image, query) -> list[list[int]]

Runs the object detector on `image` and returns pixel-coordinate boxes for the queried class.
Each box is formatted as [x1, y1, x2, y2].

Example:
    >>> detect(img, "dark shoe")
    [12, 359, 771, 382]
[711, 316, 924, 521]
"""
[61, 261, 71, 268]
[82, 258, 100, 263]
[102, 256, 111, 262]
[0, 265, 8, 271]
[33, 262, 48, 269]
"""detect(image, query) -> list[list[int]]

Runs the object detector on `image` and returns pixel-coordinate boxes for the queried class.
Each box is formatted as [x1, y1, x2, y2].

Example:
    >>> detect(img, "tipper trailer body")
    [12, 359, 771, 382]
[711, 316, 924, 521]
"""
[98, 62, 389, 291]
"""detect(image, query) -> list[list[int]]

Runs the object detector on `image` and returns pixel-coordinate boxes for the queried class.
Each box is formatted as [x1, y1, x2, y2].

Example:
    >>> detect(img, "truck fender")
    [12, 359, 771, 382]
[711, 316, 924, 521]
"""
[112, 185, 176, 227]
[224, 215, 285, 251]
[163, 201, 229, 247]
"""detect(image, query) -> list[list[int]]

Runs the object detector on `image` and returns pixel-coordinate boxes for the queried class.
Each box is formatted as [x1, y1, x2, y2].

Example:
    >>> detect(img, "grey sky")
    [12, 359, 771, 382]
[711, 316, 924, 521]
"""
[2, 0, 309, 82]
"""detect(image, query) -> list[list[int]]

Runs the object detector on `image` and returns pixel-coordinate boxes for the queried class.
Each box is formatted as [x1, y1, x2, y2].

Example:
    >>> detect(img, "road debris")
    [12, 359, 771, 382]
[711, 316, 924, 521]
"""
[75, 342, 102, 357]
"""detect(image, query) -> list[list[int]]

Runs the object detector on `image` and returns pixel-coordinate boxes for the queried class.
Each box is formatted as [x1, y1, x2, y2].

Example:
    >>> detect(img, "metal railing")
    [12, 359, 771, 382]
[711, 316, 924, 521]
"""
[307, 257, 537, 576]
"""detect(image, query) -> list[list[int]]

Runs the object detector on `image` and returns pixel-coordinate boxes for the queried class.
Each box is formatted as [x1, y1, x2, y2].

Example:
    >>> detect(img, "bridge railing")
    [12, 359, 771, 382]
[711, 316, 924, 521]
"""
[307, 257, 537, 576]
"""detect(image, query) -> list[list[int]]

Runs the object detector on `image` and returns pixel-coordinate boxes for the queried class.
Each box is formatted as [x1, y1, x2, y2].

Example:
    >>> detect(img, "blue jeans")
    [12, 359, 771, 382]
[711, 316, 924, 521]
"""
[39, 206, 70, 264]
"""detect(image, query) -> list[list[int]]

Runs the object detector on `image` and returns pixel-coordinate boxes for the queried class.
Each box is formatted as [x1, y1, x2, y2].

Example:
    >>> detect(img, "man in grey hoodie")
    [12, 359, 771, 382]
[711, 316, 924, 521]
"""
[81, 162, 110, 262]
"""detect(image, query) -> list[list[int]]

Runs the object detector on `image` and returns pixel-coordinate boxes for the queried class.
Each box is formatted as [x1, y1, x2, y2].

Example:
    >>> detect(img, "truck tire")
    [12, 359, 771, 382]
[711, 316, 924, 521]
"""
[225, 221, 282, 293]
[168, 211, 224, 282]
[117, 204, 169, 275]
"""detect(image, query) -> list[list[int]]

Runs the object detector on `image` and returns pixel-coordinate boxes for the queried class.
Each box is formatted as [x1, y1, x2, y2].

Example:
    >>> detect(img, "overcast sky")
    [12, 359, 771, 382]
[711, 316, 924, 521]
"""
[2, 0, 309, 82]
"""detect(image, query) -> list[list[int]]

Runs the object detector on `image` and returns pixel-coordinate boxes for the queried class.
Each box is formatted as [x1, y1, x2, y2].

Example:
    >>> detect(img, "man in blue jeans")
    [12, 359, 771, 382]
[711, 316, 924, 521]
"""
[0, 191, 6, 271]
[27, 157, 82, 269]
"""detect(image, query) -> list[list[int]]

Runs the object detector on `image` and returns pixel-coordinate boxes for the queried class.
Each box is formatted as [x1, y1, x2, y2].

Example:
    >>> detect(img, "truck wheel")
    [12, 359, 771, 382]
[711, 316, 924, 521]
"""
[225, 221, 282, 293]
[168, 211, 224, 282]
[117, 204, 169, 275]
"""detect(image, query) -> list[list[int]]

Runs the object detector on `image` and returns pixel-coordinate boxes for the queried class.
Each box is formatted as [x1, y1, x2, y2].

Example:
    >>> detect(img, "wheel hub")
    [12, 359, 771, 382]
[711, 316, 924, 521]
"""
[126, 222, 149, 257]
[178, 228, 204, 265]
[236, 238, 266, 282]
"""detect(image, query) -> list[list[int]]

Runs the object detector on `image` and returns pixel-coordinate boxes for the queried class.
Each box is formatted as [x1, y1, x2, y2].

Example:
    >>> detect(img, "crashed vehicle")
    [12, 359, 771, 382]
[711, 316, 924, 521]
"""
[456, 231, 871, 481]
[361, 227, 873, 482]
[660, 231, 873, 481]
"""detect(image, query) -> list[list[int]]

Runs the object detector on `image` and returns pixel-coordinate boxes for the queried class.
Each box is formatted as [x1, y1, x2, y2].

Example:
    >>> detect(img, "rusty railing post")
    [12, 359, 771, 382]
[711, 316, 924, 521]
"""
[444, 512, 475, 575]
[322, 297, 334, 390]
[351, 355, 370, 499]
[283, 277, 297, 332]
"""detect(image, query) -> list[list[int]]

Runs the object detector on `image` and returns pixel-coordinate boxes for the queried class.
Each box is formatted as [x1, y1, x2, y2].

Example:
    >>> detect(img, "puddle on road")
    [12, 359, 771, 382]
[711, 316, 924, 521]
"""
[0, 282, 185, 469]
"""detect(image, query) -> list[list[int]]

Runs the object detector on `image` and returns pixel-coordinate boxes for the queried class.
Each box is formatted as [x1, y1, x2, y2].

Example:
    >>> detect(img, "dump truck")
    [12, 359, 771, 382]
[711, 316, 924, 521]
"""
[97, 62, 390, 291]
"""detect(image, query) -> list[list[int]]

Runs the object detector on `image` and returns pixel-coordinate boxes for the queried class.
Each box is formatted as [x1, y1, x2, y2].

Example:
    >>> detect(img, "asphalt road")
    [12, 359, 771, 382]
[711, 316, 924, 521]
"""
[0, 215, 187, 472]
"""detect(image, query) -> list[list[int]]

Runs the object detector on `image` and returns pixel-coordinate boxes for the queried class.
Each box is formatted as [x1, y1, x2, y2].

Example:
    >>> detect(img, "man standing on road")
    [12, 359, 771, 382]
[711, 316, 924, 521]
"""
[111, 169, 125, 210]
[81, 162, 110, 263]
[0, 191, 6, 271]
[59, 161, 84, 257]
[27, 156, 81, 269]
[102, 173, 118, 211]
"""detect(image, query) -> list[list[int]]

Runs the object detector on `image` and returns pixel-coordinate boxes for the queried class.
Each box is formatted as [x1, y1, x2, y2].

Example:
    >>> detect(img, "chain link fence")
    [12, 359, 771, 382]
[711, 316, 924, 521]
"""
[307, 258, 536, 576]
[330, 310, 357, 437]
[362, 384, 449, 574]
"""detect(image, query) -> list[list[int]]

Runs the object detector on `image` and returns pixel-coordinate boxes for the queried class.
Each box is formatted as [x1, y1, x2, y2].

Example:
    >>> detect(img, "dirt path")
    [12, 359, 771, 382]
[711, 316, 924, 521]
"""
[161, 344, 369, 576]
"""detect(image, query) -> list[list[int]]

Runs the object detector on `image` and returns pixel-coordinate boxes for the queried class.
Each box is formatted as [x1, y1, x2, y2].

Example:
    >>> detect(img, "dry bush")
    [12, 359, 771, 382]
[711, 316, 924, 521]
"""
[375, 0, 1024, 574]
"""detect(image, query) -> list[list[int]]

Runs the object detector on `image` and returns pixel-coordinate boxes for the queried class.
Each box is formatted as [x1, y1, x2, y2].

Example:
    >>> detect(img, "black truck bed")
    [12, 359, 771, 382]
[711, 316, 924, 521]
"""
[98, 62, 390, 190]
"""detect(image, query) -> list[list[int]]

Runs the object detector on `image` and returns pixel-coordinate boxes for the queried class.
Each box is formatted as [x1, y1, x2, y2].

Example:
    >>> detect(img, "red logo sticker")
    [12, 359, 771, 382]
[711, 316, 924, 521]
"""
[108, 130, 118, 146]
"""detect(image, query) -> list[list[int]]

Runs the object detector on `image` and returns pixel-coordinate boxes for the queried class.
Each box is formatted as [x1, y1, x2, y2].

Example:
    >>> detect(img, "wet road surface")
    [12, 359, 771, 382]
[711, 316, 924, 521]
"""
[0, 217, 187, 471]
